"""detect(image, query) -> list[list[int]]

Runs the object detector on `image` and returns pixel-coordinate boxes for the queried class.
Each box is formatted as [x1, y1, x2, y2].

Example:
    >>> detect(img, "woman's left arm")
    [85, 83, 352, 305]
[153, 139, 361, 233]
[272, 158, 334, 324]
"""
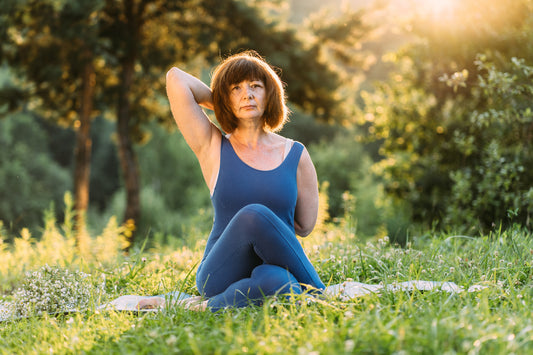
[294, 147, 319, 237]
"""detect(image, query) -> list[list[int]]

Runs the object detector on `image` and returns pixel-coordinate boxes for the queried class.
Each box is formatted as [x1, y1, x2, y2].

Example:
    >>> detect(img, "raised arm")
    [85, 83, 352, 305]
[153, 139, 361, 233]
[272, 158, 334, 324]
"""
[294, 147, 319, 237]
[166, 67, 221, 192]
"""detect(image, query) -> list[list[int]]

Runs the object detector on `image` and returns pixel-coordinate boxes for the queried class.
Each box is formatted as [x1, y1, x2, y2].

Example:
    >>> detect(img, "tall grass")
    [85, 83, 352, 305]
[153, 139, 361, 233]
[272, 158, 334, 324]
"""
[1, 199, 532, 354]
[0, 193, 131, 294]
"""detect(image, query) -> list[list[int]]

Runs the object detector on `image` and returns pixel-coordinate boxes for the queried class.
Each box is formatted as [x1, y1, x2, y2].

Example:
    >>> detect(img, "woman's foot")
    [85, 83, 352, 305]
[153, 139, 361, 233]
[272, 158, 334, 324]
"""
[137, 296, 165, 310]
[137, 295, 208, 311]
[179, 296, 208, 311]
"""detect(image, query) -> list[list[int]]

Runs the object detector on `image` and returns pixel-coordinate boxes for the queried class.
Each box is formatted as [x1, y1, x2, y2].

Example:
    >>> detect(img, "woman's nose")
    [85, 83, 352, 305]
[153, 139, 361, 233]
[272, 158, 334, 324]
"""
[244, 86, 254, 99]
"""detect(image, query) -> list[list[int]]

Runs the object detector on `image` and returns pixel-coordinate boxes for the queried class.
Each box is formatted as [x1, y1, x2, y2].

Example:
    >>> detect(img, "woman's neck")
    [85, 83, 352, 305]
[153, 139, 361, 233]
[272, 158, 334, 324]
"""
[230, 127, 269, 149]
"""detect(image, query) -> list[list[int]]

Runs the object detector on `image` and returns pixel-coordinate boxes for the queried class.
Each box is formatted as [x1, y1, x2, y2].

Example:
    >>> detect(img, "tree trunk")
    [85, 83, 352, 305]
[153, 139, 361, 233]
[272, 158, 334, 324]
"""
[74, 50, 95, 252]
[117, 56, 140, 247]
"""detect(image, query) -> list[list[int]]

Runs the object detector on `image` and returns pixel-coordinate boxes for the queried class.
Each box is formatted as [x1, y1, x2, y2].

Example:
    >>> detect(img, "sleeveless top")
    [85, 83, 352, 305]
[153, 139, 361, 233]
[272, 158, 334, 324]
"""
[202, 135, 304, 258]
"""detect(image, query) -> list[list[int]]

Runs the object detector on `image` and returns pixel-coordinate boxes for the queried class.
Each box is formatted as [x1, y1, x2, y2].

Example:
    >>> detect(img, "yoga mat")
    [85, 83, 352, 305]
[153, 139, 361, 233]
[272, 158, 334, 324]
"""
[1, 281, 487, 321]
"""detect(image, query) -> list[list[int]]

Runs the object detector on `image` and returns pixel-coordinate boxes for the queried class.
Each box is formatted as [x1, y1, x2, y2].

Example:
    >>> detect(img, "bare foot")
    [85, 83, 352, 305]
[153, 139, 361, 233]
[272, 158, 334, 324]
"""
[177, 296, 208, 311]
[137, 295, 208, 311]
[137, 296, 165, 310]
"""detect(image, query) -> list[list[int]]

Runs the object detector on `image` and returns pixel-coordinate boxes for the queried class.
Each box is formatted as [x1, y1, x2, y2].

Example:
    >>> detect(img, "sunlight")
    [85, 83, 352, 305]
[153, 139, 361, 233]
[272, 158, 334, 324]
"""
[426, 0, 457, 13]
[413, 0, 458, 18]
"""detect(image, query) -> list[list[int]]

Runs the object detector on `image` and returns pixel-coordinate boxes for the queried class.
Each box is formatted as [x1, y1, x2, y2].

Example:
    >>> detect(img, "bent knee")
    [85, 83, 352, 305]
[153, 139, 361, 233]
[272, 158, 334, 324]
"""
[235, 204, 273, 219]
[233, 204, 278, 229]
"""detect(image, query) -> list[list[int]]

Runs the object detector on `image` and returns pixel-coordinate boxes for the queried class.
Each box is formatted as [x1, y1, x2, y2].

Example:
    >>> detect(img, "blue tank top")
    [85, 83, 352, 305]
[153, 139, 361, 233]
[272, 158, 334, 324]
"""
[202, 135, 304, 257]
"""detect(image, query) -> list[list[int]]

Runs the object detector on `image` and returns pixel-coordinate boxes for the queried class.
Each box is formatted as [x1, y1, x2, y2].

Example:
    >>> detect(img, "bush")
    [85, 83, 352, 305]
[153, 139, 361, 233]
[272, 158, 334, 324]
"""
[137, 121, 210, 213]
[0, 113, 71, 237]
[446, 56, 533, 229]
[361, 0, 533, 232]
[88, 120, 213, 243]
[310, 129, 385, 237]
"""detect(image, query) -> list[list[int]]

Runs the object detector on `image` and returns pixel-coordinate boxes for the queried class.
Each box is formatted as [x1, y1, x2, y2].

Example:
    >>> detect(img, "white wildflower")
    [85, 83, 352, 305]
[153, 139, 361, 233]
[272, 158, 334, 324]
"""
[12, 265, 105, 317]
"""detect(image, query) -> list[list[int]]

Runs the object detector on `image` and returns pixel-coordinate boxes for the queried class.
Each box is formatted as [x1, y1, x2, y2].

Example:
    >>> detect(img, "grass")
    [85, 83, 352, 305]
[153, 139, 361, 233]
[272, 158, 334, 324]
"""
[1, 211, 532, 354]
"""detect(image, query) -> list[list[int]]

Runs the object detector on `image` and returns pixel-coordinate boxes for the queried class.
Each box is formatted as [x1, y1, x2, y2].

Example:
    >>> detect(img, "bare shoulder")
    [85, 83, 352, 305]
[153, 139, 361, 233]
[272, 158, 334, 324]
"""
[297, 145, 315, 172]
[268, 132, 291, 144]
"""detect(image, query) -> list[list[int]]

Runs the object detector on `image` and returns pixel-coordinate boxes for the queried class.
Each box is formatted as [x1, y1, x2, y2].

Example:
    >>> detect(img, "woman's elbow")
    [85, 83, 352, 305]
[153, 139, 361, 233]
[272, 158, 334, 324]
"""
[166, 67, 180, 83]
[295, 221, 315, 237]
[297, 229, 312, 238]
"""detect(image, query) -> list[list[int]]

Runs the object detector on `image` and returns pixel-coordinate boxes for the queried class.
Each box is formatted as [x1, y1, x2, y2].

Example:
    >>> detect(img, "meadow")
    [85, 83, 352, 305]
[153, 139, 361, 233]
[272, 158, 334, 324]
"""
[0, 206, 532, 355]
[2, 0, 532, 353]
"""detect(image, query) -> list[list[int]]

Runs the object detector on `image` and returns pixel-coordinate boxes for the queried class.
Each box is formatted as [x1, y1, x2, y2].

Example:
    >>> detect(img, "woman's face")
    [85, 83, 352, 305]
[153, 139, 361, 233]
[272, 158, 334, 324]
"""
[229, 79, 266, 121]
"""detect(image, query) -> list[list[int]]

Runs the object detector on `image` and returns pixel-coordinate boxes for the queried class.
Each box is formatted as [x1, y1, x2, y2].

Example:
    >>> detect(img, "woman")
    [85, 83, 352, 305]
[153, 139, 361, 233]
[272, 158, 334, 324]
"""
[140, 50, 325, 311]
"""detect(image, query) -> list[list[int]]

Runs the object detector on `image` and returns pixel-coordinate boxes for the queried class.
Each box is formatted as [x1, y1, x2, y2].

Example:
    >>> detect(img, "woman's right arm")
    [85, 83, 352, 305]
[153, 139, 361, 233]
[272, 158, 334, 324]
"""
[166, 67, 219, 155]
[166, 67, 221, 190]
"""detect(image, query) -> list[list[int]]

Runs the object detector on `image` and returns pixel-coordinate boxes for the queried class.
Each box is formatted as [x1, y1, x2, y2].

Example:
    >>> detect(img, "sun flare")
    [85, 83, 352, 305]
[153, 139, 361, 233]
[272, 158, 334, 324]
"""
[419, 0, 458, 16]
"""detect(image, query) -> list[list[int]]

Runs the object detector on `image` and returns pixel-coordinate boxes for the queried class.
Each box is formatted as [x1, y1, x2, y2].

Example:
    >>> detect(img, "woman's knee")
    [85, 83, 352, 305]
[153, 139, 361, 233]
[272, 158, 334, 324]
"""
[234, 204, 274, 223]
[231, 204, 281, 236]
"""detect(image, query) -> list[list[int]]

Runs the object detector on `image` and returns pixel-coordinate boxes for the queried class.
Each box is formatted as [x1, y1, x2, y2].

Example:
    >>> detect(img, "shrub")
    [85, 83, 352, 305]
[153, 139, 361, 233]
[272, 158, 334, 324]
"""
[446, 56, 533, 229]
[0, 113, 71, 237]
[360, 0, 533, 232]
[310, 130, 385, 237]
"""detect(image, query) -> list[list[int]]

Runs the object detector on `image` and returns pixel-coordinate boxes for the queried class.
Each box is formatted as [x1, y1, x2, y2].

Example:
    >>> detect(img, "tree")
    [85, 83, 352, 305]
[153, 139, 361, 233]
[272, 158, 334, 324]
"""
[2, 0, 104, 248]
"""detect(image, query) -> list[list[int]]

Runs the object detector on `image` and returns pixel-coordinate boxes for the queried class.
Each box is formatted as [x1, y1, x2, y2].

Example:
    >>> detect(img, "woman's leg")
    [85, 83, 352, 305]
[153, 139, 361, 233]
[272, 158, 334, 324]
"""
[206, 264, 302, 311]
[196, 204, 325, 299]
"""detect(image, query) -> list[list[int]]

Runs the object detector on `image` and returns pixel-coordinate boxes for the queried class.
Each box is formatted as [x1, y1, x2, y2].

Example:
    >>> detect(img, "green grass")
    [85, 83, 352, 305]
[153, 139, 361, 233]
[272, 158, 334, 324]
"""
[1, 220, 532, 354]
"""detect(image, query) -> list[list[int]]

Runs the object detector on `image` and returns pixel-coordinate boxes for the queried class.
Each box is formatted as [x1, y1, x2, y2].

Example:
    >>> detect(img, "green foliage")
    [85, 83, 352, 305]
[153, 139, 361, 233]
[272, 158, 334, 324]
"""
[362, 0, 533, 232]
[280, 107, 338, 146]
[446, 56, 533, 229]
[96, 185, 212, 246]
[90, 121, 213, 241]
[199, 0, 348, 121]
[310, 129, 385, 237]
[138, 122, 210, 214]
[2, 0, 104, 124]
[361, 64, 449, 224]
[0, 114, 71, 236]
[88, 116, 120, 211]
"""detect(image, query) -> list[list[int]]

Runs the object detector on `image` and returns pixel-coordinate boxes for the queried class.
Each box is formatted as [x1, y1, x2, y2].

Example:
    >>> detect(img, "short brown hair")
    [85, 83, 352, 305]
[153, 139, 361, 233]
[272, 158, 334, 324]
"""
[211, 50, 288, 133]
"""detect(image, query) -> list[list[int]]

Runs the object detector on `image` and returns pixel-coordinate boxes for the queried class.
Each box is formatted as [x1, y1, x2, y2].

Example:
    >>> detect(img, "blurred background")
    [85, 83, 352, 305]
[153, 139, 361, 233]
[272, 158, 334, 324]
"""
[1, 0, 532, 247]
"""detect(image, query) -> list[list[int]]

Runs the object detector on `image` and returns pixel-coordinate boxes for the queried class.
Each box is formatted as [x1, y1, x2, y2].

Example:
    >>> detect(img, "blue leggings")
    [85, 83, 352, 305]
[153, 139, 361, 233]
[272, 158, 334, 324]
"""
[196, 204, 325, 311]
